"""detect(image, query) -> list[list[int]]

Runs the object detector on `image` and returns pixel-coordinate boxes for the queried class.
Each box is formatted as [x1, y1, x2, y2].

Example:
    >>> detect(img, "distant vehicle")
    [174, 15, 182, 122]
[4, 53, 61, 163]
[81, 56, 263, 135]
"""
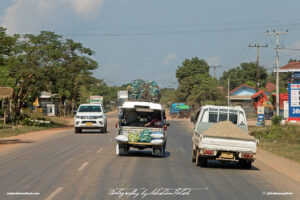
[117, 90, 128, 113]
[74, 104, 107, 133]
[170, 103, 191, 118]
[89, 96, 103, 104]
[116, 101, 169, 156]
[191, 105, 257, 169]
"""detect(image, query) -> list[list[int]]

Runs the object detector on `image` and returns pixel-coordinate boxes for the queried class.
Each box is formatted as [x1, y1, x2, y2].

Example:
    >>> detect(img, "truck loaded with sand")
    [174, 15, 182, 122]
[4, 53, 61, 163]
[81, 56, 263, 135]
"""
[191, 105, 258, 169]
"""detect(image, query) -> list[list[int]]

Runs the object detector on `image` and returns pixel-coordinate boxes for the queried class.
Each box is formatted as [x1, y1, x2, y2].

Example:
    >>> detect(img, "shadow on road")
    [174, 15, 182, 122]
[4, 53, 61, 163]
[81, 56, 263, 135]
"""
[203, 160, 260, 171]
[124, 150, 171, 158]
[0, 139, 34, 145]
[76, 130, 110, 134]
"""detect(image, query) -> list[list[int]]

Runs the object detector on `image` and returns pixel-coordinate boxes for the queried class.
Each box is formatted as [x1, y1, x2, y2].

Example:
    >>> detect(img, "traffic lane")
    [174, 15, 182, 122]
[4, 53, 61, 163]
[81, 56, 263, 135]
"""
[89, 120, 278, 200]
[57, 120, 287, 200]
[0, 113, 117, 200]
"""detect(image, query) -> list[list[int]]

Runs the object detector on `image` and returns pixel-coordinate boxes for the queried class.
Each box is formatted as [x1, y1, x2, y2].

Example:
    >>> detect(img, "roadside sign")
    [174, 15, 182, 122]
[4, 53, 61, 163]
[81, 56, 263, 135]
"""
[257, 106, 265, 125]
[90, 96, 103, 104]
[257, 106, 264, 114]
[288, 83, 300, 120]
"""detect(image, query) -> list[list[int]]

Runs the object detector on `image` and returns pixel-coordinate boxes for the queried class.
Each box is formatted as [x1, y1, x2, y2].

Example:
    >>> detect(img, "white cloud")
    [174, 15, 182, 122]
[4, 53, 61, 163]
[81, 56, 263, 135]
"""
[162, 53, 177, 66]
[67, 0, 105, 19]
[1, 0, 105, 34]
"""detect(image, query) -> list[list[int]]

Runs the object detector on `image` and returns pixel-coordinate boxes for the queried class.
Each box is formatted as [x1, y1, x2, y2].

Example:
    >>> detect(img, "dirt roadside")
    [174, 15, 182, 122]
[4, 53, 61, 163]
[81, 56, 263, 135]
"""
[0, 112, 117, 153]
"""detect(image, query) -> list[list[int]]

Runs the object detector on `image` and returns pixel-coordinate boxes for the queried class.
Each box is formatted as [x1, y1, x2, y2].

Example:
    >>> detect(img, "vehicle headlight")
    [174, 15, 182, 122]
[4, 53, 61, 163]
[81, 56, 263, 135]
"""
[75, 115, 81, 119]
[97, 116, 103, 119]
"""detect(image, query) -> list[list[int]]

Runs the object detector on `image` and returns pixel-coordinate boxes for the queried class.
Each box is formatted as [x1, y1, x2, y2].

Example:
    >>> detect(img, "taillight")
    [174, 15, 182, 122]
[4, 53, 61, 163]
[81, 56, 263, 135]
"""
[202, 149, 214, 155]
[115, 122, 118, 128]
[164, 125, 167, 131]
[241, 153, 253, 158]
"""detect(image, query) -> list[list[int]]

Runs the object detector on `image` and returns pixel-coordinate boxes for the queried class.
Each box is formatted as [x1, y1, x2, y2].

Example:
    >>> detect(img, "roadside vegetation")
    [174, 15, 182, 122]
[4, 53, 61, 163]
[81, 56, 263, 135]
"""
[250, 124, 300, 163]
[0, 111, 70, 138]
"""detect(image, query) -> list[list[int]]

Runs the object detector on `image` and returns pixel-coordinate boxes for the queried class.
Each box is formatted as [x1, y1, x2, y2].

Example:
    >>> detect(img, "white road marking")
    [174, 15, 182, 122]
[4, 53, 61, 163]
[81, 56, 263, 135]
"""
[45, 187, 63, 200]
[77, 162, 88, 171]
[97, 147, 103, 153]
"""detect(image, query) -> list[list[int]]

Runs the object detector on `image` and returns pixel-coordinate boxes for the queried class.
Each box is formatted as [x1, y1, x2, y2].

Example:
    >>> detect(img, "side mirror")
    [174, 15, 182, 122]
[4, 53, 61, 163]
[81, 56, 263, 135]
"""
[103, 109, 107, 113]
[165, 123, 170, 127]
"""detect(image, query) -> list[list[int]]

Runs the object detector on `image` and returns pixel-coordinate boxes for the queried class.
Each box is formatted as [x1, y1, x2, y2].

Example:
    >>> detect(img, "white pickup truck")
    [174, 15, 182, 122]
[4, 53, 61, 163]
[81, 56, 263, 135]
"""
[116, 101, 169, 156]
[74, 104, 107, 133]
[191, 105, 257, 169]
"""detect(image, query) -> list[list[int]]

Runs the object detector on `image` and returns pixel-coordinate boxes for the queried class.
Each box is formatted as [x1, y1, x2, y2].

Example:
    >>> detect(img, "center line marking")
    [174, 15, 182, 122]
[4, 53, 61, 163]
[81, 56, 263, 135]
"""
[45, 187, 63, 200]
[97, 147, 103, 153]
[78, 162, 88, 171]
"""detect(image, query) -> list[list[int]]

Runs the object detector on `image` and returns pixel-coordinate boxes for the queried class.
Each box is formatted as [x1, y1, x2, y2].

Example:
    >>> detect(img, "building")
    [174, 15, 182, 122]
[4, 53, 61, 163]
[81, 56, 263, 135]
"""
[228, 84, 257, 114]
[36, 91, 60, 116]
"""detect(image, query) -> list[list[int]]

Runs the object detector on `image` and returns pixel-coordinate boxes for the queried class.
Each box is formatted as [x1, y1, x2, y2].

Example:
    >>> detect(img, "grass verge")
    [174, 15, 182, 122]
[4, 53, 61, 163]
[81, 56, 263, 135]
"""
[250, 125, 300, 163]
[0, 111, 71, 139]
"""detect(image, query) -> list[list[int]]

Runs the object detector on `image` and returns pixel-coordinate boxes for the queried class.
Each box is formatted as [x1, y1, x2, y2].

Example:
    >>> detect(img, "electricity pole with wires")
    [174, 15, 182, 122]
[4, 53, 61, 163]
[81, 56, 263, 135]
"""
[211, 65, 221, 79]
[249, 44, 268, 91]
[267, 30, 288, 116]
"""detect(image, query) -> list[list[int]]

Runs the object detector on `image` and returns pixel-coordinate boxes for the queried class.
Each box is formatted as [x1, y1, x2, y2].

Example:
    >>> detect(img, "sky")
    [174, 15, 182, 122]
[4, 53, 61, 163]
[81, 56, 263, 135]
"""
[1, 0, 300, 88]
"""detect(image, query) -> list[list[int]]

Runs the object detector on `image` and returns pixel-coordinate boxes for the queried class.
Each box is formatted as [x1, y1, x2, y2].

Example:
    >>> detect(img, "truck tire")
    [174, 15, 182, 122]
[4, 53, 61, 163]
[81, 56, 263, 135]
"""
[200, 158, 207, 167]
[192, 149, 196, 162]
[240, 160, 252, 169]
[195, 152, 201, 166]
[119, 145, 128, 156]
[75, 128, 82, 134]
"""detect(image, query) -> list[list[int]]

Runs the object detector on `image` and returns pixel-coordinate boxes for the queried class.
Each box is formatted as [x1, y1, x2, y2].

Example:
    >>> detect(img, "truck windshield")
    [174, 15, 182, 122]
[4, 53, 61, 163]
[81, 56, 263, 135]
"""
[78, 106, 101, 112]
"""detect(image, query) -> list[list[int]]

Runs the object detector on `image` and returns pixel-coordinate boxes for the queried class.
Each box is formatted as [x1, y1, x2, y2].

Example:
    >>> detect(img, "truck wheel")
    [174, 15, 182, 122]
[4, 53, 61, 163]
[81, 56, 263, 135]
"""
[195, 152, 201, 166]
[200, 158, 207, 167]
[75, 128, 82, 134]
[192, 149, 196, 162]
[119, 145, 128, 156]
[240, 160, 252, 169]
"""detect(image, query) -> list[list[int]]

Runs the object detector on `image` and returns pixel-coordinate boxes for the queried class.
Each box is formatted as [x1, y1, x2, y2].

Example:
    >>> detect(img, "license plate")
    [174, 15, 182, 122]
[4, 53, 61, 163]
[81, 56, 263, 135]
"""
[86, 122, 92, 126]
[221, 152, 234, 159]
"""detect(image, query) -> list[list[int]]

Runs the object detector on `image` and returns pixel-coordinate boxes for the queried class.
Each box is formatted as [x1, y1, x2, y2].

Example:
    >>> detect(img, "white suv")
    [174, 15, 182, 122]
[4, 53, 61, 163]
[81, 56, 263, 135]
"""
[74, 104, 107, 133]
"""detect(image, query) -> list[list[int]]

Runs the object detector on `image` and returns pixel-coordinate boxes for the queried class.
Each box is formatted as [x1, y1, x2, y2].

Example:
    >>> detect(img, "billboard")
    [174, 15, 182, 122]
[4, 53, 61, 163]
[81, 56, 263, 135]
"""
[288, 83, 300, 120]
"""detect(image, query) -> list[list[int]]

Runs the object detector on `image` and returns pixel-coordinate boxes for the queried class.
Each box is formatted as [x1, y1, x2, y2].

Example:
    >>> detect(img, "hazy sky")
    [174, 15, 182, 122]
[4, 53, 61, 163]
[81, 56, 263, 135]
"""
[1, 0, 300, 88]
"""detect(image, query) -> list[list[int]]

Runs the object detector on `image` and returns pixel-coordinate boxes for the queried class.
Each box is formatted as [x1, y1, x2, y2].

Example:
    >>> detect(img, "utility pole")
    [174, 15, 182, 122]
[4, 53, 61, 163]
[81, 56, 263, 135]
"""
[211, 65, 221, 79]
[267, 30, 288, 115]
[228, 78, 230, 106]
[249, 44, 268, 91]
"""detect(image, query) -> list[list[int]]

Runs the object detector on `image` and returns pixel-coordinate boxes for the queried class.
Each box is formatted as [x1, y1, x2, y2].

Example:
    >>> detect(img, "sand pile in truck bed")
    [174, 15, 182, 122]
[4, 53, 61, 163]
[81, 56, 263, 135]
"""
[202, 121, 256, 141]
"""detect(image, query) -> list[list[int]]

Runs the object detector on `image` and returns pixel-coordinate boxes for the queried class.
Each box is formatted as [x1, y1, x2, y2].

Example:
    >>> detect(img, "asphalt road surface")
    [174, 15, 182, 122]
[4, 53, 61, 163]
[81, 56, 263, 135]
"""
[0, 112, 297, 200]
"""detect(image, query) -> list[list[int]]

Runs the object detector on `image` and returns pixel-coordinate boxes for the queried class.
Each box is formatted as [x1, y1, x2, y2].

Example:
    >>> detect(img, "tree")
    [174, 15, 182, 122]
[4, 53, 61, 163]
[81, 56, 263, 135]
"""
[0, 29, 99, 120]
[219, 62, 268, 90]
[175, 57, 226, 108]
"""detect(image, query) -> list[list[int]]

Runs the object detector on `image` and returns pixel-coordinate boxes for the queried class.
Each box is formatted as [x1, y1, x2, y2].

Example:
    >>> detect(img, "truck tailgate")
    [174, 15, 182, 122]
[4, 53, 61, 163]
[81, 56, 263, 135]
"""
[199, 136, 257, 153]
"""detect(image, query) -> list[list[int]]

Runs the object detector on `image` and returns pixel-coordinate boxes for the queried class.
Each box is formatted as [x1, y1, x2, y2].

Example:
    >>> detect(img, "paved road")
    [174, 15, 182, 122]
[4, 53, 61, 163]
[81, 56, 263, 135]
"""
[0, 113, 297, 200]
